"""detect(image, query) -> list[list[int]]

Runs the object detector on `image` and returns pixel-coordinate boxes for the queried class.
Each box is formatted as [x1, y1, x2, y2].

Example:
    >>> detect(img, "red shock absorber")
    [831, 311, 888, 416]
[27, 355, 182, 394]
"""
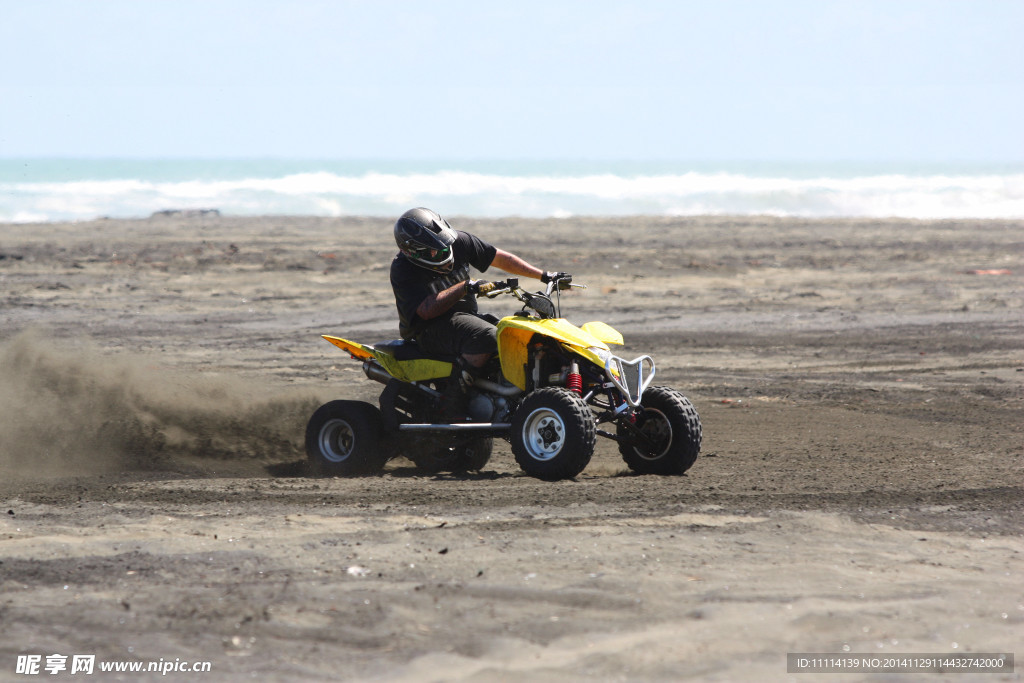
[566, 361, 582, 395]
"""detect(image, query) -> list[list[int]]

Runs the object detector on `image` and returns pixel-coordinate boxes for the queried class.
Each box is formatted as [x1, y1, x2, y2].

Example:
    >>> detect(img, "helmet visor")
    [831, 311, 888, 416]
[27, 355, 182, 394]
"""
[406, 244, 451, 265]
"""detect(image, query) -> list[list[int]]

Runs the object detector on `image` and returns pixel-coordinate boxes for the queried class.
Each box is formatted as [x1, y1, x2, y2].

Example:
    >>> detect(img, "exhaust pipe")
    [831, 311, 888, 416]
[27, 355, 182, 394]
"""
[362, 361, 392, 385]
[363, 360, 522, 402]
[472, 377, 523, 397]
[365, 361, 521, 396]
[362, 361, 442, 398]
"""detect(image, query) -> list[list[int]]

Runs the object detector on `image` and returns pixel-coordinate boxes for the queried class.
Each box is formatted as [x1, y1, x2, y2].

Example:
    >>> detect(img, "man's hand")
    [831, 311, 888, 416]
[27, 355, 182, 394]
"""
[541, 271, 572, 284]
[466, 279, 491, 295]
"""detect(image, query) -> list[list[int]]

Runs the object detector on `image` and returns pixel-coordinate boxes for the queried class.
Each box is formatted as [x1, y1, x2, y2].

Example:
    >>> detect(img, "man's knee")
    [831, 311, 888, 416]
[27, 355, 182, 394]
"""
[451, 313, 497, 357]
[462, 352, 491, 368]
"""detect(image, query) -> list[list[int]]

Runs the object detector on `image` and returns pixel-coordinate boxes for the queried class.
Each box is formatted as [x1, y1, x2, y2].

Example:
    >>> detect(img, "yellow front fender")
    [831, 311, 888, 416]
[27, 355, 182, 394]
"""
[496, 316, 612, 390]
[580, 321, 624, 346]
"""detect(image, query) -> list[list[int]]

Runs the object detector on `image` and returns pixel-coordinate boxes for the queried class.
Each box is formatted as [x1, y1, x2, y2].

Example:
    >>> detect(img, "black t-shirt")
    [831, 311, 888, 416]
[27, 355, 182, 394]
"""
[390, 230, 498, 339]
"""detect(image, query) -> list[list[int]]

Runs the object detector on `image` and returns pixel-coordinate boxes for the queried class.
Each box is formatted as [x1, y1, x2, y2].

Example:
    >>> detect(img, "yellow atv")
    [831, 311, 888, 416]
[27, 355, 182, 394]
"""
[306, 275, 701, 481]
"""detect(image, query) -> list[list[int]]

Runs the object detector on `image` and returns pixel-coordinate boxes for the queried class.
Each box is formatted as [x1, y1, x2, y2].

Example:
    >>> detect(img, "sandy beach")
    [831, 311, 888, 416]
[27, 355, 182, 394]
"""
[1, 214, 1021, 681]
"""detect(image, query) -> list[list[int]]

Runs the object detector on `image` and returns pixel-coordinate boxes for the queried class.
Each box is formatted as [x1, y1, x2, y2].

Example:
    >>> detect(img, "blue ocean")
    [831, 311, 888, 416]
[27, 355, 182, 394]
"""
[1, 159, 1022, 222]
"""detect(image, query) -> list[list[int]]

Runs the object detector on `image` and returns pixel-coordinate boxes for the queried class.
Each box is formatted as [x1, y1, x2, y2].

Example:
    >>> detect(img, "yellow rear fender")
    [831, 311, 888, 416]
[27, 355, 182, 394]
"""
[376, 355, 452, 382]
[322, 335, 451, 382]
[322, 335, 376, 360]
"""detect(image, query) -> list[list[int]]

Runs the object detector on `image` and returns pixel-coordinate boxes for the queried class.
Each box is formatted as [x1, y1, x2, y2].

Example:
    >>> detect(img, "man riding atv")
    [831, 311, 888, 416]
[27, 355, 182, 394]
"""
[306, 208, 701, 479]
[390, 207, 569, 417]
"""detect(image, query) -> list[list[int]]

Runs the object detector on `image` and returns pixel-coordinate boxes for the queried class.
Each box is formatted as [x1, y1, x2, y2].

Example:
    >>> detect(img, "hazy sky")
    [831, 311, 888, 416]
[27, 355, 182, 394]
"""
[2, 0, 1021, 161]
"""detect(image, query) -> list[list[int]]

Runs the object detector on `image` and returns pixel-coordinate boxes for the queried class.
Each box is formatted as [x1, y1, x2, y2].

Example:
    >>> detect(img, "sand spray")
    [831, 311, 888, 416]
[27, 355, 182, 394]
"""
[0, 330, 321, 477]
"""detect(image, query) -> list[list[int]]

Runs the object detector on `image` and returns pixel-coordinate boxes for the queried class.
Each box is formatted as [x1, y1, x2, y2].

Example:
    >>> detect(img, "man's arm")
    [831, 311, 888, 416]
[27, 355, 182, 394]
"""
[415, 248, 548, 321]
[415, 279, 472, 321]
[490, 248, 544, 280]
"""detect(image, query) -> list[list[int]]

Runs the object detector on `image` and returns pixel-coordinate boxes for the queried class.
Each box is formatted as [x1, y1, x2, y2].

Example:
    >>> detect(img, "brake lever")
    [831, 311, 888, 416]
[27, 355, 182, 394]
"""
[546, 275, 582, 294]
[481, 278, 518, 298]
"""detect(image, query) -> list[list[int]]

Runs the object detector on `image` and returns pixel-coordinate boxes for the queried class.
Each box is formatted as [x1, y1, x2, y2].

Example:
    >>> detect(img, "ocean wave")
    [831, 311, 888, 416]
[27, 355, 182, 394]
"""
[3, 170, 1023, 221]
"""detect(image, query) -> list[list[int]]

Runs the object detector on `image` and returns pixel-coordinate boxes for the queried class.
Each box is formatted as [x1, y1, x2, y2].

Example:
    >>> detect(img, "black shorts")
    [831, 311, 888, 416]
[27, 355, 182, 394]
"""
[415, 311, 497, 358]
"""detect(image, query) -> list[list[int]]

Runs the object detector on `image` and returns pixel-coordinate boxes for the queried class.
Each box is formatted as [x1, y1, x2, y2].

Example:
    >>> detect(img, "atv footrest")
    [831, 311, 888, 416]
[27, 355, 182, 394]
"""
[398, 422, 511, 436]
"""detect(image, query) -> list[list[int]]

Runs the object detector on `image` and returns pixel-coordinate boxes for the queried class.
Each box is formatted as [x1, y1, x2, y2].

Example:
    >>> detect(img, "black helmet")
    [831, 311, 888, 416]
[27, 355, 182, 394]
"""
[394, 207, 457, 273]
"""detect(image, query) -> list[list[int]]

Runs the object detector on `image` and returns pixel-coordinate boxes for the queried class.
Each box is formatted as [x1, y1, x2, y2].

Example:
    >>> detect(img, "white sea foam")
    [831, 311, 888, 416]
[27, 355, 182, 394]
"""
[2, 167, 1022, 222]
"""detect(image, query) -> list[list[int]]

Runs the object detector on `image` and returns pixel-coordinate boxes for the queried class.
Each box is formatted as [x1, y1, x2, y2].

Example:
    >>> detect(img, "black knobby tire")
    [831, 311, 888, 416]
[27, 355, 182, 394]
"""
[378, 379, 492, 473]
[379, 379, 425, 432]
[379, 378, 434, 466]
[617, 386, 701, 475]
[453, 437, 493, 472]
[305, 400, 388, 476]
[410, 437, 494, 474]
[511, 387, 596, 481]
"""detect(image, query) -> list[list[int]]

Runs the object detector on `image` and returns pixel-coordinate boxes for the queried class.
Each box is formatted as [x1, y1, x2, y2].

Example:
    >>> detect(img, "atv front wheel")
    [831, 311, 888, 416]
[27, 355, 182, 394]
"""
[511, 387, 596, 481]
[305, 400, 388, 476]
[618, 386, 701, 475]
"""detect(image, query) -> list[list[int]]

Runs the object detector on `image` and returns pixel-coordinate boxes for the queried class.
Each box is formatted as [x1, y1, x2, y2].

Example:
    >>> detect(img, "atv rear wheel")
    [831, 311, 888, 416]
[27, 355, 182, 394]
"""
[454, 437, 493, 472]
[305, 400, 388, 476]
[618, 386, 701, 475]
[408, 437, 494, 474]
[511, 387, 596, 481]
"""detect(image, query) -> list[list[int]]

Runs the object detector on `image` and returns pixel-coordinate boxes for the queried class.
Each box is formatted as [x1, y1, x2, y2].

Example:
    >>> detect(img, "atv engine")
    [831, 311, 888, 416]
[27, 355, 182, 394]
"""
[466, 390, 513, 423]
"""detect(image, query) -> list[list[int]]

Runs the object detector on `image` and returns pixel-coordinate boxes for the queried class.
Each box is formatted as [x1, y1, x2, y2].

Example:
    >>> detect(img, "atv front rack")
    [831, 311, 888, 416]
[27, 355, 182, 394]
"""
[605, 354, 655, 408]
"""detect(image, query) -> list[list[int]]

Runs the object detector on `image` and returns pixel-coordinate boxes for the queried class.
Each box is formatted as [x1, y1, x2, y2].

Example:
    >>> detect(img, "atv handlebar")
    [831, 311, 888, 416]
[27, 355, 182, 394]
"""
[479, 275, 586, 299]
[477, 275, 585, 320]
[477, 279, 514, 297]
[549, 278, 586, 295]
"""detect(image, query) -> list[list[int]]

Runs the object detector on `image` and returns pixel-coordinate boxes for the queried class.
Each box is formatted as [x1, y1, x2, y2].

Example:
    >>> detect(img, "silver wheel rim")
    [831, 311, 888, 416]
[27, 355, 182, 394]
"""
[635, 408, 672, 460]
[522, 407, 566, 461]
[319, 418, 355, 463]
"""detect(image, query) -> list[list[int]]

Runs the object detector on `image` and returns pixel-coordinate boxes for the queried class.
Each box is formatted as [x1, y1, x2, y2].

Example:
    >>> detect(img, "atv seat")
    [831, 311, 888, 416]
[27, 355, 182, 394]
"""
[374, 340, 456, 363]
